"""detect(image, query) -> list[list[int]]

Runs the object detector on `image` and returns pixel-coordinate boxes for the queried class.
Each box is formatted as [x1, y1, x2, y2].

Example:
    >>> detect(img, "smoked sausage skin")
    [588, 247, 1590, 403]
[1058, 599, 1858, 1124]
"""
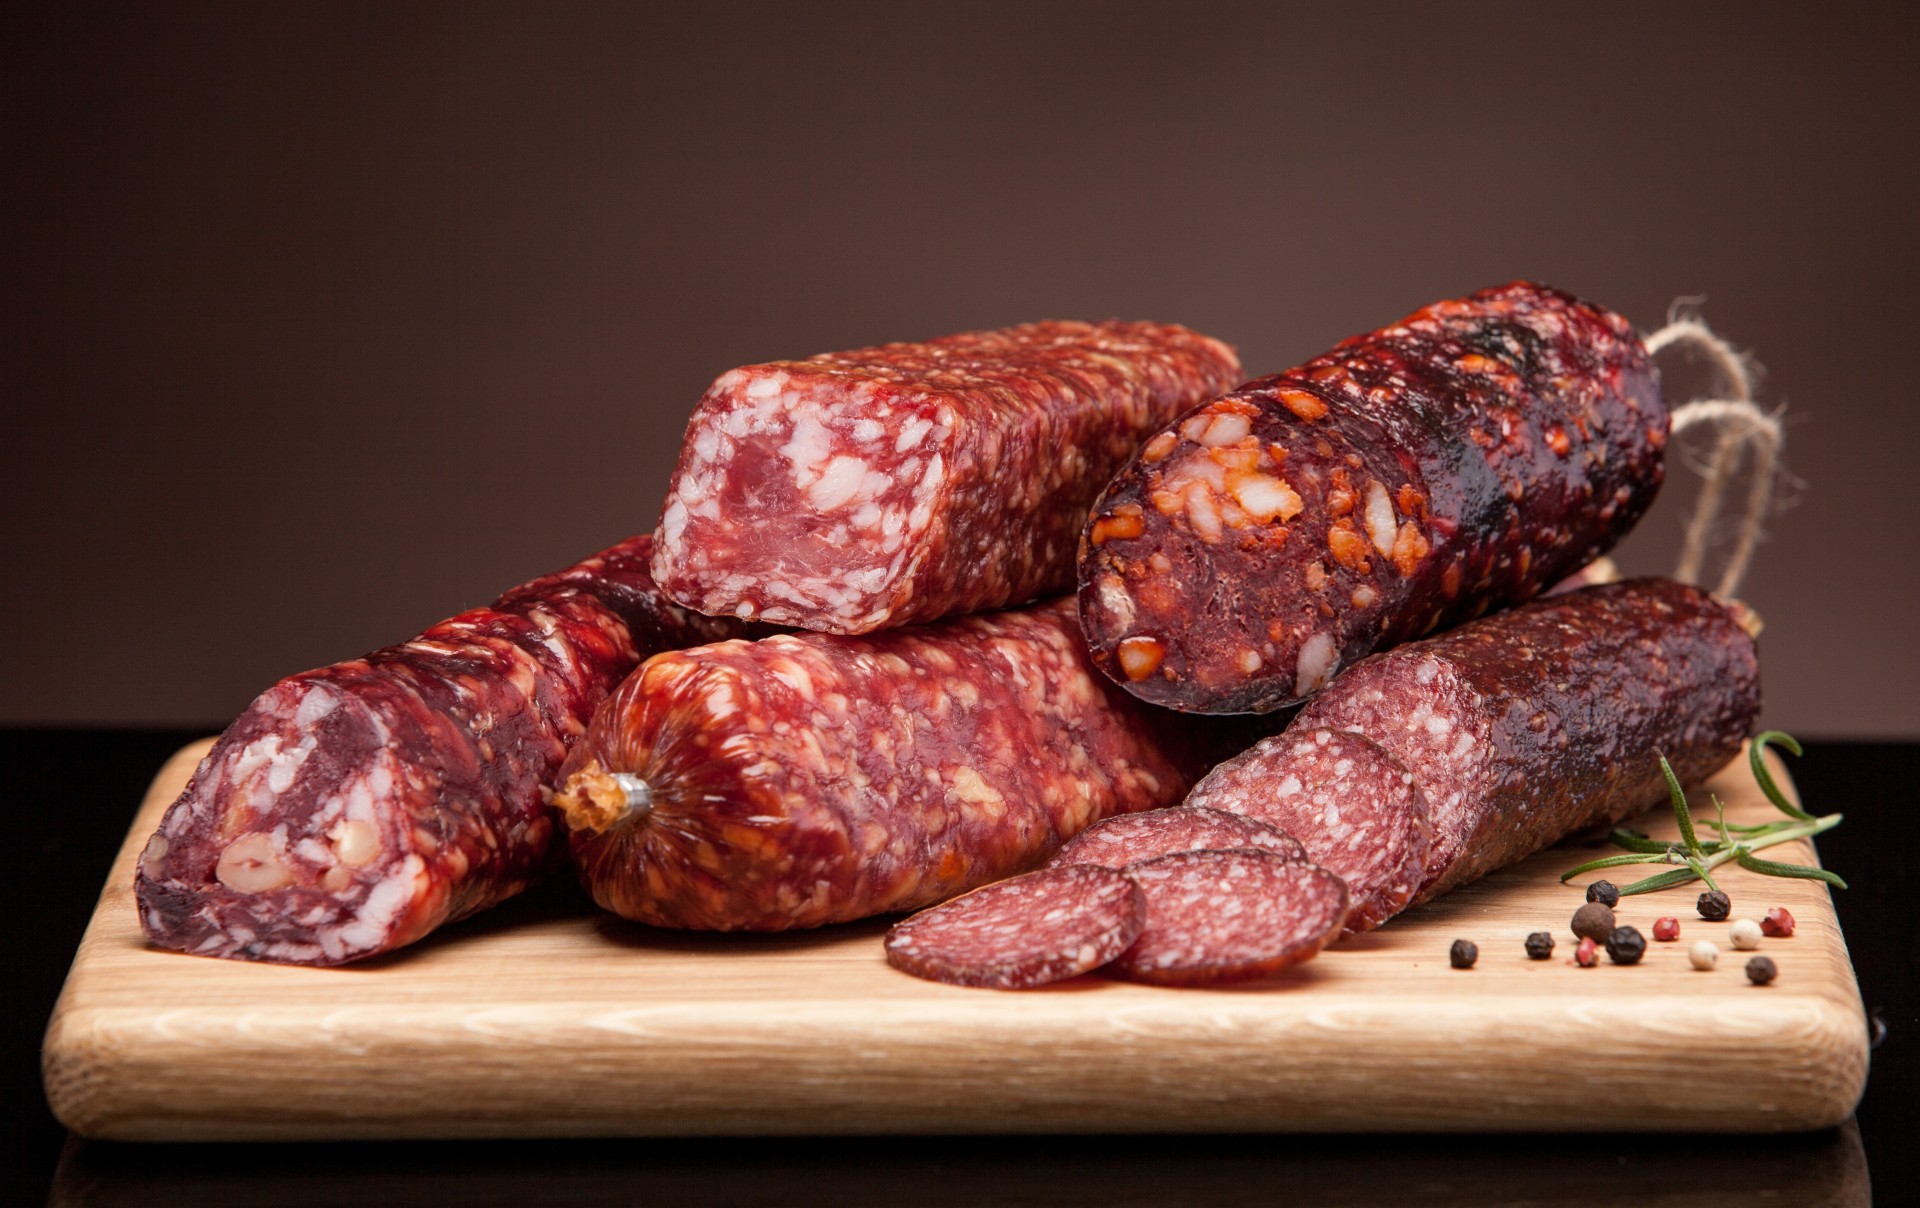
[1080, 282, 1667, 713]
[1291, 577, 1762, 904]
[552, 599, 1235, 930]
[135, 535, 755, 965]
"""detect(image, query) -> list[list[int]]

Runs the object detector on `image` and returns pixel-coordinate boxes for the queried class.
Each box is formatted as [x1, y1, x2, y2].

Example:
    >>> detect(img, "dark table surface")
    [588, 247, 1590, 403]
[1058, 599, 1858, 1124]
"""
[6, 729, 1913, 1206]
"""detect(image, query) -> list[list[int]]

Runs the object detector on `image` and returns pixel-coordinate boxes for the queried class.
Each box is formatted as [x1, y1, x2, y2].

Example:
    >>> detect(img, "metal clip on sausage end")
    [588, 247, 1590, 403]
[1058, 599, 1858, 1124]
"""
[553, 765, 654, 835]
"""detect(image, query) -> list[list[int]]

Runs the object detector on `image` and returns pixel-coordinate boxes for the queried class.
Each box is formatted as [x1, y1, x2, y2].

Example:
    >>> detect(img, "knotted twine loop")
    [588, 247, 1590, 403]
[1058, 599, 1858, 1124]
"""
[1643, 310, 1786, 599]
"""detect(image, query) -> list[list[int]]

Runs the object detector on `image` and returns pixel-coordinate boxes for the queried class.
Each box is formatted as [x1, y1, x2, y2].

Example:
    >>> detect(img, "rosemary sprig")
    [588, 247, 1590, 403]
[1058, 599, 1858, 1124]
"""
[1750, 731, 1814, 822]
[1735, 846, 1849, 889]
[1560, 732, 1845, 896]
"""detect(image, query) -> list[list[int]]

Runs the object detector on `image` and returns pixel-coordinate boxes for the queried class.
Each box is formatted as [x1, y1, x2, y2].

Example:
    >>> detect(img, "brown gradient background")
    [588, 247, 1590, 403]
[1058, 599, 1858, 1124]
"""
[4, 2, 1916, 734]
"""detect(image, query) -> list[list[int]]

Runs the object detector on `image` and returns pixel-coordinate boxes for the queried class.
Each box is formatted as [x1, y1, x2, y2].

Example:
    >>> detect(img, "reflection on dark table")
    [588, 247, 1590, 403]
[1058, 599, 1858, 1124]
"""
[50, 1122, 1871, 1208]
[8, 732, 1915, 1205]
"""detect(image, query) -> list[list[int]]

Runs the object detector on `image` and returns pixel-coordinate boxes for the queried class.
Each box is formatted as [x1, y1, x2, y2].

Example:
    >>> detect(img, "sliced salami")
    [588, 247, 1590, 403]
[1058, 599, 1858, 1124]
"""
[1112, 850, 1349, 987]
[1080, 281, 1667, 713]
[654, 319, 1241, 634]
[1185, 728, 1430, 934]
[1293, 577, 1762, 904]
[1048, 805, 1305, 871]
[883, 865, 1146, 990]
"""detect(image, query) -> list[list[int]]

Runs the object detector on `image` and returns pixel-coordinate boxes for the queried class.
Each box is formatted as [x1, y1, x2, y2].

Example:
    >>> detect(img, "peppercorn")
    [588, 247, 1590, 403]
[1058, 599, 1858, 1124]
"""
[1697, 889, 1731, 921]
[1729, 918, 1763, 950]
[1449, 939, 1478, 969]
[1524, 931, 1555, 960]
[1689, 940, 1719, 970]
[1571, 902, 1616, 943]
[1574, 937, 1600, 967]
[1606, 925, 1646, 965]
[1762, 907, 1796, 938]
[1746, 955, 1778, 985]
[1585, 879, 1621, 907]
[1652, 916, 1681, 942]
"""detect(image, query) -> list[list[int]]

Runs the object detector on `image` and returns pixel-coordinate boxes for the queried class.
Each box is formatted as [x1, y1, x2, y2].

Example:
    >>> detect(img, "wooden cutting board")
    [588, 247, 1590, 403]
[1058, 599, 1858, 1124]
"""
[43, 739, 1868, 1141]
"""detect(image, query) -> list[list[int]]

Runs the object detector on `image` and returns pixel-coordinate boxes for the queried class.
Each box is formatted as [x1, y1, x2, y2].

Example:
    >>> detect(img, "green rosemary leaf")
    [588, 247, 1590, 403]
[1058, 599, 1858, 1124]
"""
[1619, 867, 1701, 896]
[1749, 731, 1814, 821]
[1559, 852, 1671, 881]
[1608, 828, 1675, 854]
[1661, 753, 1704, 857]
[1699, 818, 1777, 834]
[1734, 847, 1849, 889]
[1685, 855, 1720, 893]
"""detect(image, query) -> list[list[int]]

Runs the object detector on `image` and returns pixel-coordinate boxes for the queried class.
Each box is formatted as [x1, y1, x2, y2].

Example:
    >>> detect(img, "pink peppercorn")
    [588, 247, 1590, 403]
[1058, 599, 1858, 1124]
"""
[1762, 907, 1796, 938]
[1652, 916, 1681, 942]
[1574, 937, 1600, 967]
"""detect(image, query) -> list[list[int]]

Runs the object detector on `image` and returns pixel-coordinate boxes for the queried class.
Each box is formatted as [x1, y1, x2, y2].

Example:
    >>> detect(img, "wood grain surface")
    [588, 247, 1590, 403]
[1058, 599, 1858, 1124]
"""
[43, 740, 1869, 1141]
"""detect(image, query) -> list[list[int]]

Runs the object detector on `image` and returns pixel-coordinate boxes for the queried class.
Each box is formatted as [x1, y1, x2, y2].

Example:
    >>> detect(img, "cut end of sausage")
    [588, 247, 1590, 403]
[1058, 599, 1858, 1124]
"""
[1112, 850, 1349, 987]
[884, 866, 1146, 990]
[1077, 282, 1668, 717]
[1187, 727, 1431, 934]
[655, 321, 1242, 634]
[1048, 805, 1306, 871]
[134, 680, 449, 966]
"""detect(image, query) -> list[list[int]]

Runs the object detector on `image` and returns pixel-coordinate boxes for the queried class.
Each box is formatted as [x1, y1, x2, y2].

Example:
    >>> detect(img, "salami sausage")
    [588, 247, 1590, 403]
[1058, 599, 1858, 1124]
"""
[884, 865, 1146, 990]
[1079, 282, 1667, 713]
[1048, 805, 1305, 871]
[550, 599, 1237, 930]
[135, 535, 756, 966]
[653, 320, 1241, 634]
[1290, 577, 1761, 906]
[1112, 850, 1349, 986]
[1187, 727, 1430, 934]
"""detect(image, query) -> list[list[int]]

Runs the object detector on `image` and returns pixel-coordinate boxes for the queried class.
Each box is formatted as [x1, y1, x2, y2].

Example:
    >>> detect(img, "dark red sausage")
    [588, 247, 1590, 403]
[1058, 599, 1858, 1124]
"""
[1291, 577, 1761, 905]
[1111, 850, 1349, 986]
[653, 320, 1241, 635]
[1187, 727, 1430, 934]
[550, 599, 1242, 931]
[1079, 282, 1667, 713]
[1047, 805, 1306, 871]
[135, 535, 756, 966]
[884, 865, 1147, 990]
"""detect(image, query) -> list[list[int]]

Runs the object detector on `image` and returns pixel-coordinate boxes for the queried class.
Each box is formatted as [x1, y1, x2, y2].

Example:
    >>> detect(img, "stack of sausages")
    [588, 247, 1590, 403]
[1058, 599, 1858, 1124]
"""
[136, 285, 1761, 986]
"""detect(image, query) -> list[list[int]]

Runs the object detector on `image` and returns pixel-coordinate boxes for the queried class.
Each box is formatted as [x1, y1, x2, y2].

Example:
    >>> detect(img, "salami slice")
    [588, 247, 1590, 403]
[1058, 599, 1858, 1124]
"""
[1112, 850, 1349, 986]
[135, 535, 757, 966]
[1185, 728, 1429, 934]
[654, 320, 1241, 634]
[1293, 577, 1761, 904]
[1079, 281, 1667, 713]
[551, 598, 1244, 931]
[883, 865, 1146, 990]
[1048, 805, 1305, 871]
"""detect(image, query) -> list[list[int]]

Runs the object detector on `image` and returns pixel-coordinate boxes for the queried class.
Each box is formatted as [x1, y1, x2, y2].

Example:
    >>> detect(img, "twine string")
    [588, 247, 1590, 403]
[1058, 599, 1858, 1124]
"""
[1643, 315, 1784, 598]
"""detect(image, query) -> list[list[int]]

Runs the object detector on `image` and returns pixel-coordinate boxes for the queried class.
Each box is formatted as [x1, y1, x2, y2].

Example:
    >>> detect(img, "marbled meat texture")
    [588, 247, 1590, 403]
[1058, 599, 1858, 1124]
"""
[1048, 805, 1306, 871]
[1293, 577, 1761, 904]
[1112, 850, 1349, 986]
[135, 535, 756, 966]
[654, 319, 1242, 635]
[884, 865, 1146, 990]
[1079, 281, 1667, 713]
[1188, 727, 1430, 934]
[551, 598, 1234, 930]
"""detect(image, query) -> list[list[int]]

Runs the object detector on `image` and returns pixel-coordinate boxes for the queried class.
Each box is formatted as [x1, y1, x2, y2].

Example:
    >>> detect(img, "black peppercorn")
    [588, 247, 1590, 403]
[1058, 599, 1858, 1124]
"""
[1449, 939, 1478, 969]
[1698, 890, 1732, 921]
[1746, 955, 1778, 985]
[1585, 879, 1621, 908]
[1571, 901, 1616, 943]
[1605, 925, 1646, 965]
[1524, 931, 1555, 960]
